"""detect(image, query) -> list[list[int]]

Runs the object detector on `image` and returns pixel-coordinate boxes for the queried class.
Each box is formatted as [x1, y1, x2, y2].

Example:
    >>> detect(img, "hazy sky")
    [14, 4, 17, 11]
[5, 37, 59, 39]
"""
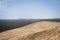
[0, 0, 60, 19]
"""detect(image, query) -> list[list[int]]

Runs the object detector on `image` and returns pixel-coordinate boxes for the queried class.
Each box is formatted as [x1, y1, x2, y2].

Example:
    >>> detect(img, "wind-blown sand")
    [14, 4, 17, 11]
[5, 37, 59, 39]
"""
[0, 21, 60, 40]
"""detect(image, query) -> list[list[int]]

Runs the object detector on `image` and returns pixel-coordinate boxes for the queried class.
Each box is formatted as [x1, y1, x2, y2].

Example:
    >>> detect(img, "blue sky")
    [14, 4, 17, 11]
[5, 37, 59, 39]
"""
[0, 0, 60, 19]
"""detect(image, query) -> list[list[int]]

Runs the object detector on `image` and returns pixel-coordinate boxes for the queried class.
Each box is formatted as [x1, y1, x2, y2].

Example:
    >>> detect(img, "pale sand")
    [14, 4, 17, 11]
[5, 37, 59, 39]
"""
[0, 21, 60, 40]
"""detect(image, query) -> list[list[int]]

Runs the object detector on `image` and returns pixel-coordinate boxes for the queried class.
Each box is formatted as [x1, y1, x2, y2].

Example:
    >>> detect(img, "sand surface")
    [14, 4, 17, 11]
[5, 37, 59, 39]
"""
[0, 21, 60, 40]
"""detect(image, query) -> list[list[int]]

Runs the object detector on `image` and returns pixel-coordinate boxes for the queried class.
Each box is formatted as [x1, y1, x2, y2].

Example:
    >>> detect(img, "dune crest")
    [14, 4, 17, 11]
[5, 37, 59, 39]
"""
[0, 21, 60, 40]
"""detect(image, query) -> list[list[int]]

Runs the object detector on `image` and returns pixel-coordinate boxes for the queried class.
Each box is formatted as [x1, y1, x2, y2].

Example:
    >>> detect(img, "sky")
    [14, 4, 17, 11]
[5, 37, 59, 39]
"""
[0, 0, 60, 19]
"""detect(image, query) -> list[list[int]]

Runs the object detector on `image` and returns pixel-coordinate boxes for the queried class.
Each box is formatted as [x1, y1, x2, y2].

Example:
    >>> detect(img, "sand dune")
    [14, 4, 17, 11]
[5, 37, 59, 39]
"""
[0, 21, 60, 40]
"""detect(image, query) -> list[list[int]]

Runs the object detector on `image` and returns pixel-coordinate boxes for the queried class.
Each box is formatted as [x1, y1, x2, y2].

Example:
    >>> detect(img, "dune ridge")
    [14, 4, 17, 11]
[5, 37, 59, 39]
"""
[0, 21, 60, 40]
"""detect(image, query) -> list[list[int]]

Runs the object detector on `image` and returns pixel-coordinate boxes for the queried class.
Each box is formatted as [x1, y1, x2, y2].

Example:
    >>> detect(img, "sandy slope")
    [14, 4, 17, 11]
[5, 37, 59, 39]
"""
[0, 21, 60, 40]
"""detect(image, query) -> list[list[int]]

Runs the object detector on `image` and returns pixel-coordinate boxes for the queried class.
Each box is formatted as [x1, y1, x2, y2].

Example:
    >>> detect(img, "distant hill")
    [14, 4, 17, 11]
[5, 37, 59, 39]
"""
[40, 18, 60, 22]
[0, 18, 60, 32]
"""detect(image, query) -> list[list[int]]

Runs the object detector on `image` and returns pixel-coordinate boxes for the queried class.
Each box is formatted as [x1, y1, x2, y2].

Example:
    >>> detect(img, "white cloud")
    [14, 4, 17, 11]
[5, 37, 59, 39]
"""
[0, 1, 7, 10]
